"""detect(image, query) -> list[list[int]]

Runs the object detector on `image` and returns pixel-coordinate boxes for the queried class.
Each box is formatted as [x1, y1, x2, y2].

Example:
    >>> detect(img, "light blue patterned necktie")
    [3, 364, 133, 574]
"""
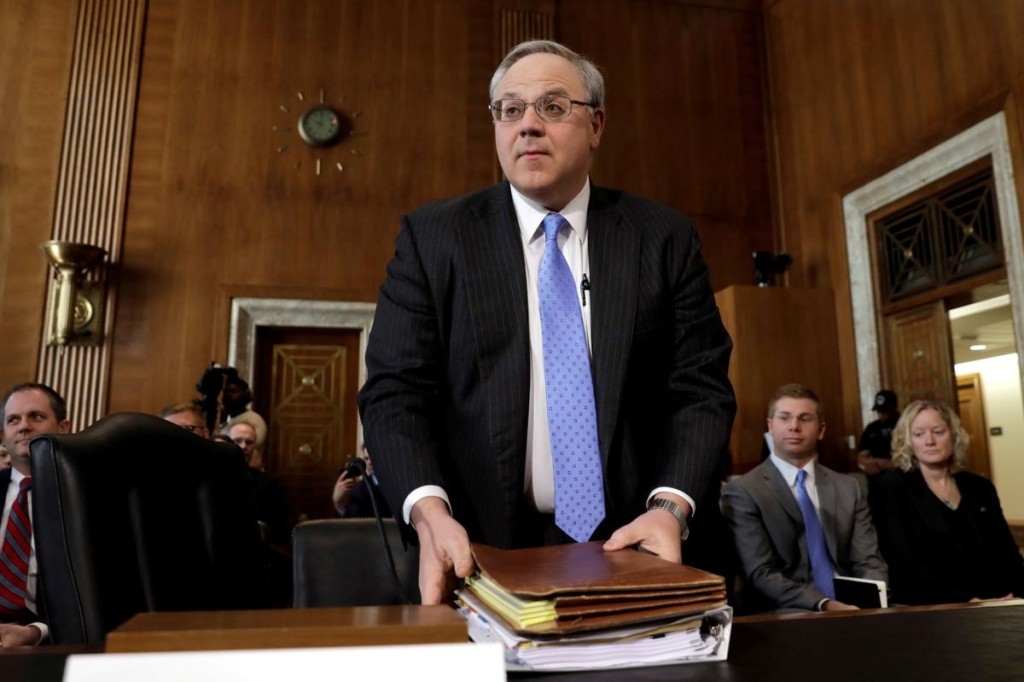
[539, 213, 605, 542]
[796, 468, 835, 599]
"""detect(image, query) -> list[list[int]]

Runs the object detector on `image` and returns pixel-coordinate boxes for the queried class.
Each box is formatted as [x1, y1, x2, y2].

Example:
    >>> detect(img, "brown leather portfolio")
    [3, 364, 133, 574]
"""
[466, 542, 727, 635]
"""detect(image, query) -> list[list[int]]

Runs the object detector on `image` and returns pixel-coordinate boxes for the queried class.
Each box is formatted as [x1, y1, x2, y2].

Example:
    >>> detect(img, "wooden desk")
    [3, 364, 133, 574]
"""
[106, 605, 466, 652]
[6, 602, 1023, 682]
[523, 601, 1024, 681]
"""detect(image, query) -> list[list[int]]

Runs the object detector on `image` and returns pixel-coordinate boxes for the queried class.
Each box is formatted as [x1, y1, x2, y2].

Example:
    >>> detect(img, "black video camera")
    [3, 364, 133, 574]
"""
[195, 362, 240, 433]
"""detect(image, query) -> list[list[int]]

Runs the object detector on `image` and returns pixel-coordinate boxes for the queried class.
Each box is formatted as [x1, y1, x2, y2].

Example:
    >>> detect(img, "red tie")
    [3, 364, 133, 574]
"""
[0, 477, 33, 616]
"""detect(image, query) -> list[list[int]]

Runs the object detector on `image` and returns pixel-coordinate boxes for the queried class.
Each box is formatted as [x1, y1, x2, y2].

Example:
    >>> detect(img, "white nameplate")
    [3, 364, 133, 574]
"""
[64, 642, 505, 682]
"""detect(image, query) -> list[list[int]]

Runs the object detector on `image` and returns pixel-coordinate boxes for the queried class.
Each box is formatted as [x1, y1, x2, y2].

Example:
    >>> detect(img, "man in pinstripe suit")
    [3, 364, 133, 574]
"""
[357, 40, 735, 604]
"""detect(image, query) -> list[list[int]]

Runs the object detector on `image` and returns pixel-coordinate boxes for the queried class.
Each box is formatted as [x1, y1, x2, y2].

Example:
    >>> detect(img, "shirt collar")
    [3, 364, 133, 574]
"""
[510, 180, 591, 245]
[769, 453, 817, 488]
[11, 467, 27, 486]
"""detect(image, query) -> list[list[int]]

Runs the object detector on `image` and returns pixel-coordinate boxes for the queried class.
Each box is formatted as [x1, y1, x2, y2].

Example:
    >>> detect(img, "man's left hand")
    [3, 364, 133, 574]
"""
[603, 501, 687, 563]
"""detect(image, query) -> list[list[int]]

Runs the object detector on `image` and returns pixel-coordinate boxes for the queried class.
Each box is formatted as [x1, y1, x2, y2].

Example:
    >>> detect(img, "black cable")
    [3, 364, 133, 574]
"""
[348, 458, 410, 605]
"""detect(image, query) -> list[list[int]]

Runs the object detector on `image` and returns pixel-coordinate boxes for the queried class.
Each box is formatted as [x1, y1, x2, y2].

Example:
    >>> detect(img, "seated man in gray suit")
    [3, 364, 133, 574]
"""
[722, 383, 887, 612]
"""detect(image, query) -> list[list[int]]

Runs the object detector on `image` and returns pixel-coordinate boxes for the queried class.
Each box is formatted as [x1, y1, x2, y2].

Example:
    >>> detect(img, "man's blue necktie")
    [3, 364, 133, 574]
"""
[539, 213, 605, 542]
[796, 469, 835, 599]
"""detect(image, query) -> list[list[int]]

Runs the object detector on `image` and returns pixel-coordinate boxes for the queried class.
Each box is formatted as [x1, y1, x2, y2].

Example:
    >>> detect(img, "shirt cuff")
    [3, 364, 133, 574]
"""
[816, 598, 830, 612]
[647, 487, 697, 519]
[402, 485, 451, 526]
[31, 622, 49, 644]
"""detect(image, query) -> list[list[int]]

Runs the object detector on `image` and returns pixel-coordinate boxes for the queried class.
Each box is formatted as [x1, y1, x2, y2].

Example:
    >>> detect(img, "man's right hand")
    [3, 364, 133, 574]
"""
[331, 471, 356, 512]
[0, 623, 43, 647]
[822, 599, 859, 612]
[410, 497, 475, 605]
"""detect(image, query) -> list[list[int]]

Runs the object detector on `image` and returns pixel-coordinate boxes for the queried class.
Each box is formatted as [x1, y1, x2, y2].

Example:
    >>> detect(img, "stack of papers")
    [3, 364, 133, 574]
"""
[456, 542, 732, 671]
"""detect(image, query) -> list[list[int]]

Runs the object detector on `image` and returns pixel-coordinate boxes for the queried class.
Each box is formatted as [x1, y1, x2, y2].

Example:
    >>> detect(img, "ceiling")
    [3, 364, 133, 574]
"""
[949, 283, 1016, 364]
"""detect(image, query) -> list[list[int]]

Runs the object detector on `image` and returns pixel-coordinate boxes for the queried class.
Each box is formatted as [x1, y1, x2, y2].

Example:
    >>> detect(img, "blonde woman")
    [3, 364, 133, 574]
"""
[871, 400, 1024, 605]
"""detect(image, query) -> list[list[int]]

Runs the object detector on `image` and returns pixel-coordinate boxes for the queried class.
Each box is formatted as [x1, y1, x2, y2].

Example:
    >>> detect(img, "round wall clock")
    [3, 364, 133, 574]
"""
[273, 88, 368, 177]
[297, 105, 350, 147]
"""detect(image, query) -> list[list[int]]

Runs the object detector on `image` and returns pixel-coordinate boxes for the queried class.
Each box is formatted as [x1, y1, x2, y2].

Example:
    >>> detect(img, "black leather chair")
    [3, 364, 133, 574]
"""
[30, 413, 272, 644]
[292, 518, 420, 607]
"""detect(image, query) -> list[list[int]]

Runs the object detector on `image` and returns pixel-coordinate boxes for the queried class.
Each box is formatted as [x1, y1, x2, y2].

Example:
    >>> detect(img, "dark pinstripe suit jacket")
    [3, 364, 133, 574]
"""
[357, 182, 736, 562]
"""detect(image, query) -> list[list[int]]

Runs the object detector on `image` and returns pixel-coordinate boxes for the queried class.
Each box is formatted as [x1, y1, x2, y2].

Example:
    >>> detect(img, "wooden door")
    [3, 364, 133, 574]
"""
[956, 373, 992, 478]
[883, 300, 957, 408]
[253, 326, 363, 527]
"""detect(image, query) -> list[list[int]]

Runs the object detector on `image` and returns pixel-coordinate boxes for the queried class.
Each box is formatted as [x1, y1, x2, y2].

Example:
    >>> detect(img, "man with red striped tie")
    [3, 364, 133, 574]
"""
[0, 383, 70, 647]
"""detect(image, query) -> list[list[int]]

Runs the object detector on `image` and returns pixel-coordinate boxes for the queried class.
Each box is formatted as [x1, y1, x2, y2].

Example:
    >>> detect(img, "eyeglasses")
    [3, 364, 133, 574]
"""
[772, 413, 819, 425]
[489, 95, 595, 123]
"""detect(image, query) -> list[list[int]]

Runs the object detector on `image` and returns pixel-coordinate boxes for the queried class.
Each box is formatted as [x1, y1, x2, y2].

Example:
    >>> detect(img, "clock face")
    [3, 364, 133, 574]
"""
[297, 105, 349, 147]
[273, 89, 368, 177]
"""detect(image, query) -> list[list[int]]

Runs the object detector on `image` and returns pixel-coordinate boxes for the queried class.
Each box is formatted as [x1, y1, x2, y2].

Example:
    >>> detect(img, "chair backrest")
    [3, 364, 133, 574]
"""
[30, 413, 272, 644]
[292, 518, 420, 607]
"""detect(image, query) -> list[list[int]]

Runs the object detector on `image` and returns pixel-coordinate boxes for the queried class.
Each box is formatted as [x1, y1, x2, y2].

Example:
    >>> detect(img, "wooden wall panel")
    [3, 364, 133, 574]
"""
[0, 0, 78, 392]
[36, 0, 146, 430]
[110, 0, 486, 413]
[2, 0, 772, 424]
[103, 0, 773, 418]
[764, 0, 1024, 452]
[560, 0, 774, 291]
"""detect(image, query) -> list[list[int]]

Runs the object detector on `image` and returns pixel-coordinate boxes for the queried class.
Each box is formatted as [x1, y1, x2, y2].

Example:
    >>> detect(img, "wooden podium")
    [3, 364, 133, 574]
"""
[105, 605, 467, 653]
[714, 285, 844, 475]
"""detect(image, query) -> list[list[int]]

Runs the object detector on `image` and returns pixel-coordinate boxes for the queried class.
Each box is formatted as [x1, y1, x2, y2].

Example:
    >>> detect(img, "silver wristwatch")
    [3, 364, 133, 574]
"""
[647, 498, 690, 541]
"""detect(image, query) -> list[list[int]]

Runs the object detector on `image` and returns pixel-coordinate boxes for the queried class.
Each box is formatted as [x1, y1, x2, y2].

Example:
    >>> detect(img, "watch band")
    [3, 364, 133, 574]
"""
[647, 498, 690, 541]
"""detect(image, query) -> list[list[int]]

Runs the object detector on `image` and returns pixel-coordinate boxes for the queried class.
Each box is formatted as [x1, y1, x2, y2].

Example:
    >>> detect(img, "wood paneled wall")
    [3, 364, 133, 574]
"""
[562, 0, 774, 290]
[0, 0, 79, 392]
[37, 0, 146, 430]
[2, 0, 771, 425]
[764, 0, 1024, 454]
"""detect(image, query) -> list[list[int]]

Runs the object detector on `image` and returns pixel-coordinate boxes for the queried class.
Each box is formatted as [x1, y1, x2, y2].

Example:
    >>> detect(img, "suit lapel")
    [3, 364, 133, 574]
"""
[760, 461, 802, 524]
[816, 466, 840, 563]
[587, 187, 638, 465]
[457, 183, 531, 473]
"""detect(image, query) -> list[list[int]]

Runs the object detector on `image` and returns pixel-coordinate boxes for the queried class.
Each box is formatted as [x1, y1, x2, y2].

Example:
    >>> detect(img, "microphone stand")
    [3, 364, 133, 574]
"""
[347, 458, 409, 605]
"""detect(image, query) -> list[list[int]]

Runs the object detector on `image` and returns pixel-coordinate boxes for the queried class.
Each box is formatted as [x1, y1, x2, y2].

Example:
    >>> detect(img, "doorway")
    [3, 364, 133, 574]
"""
[843, 112, 1024, 529]
[253, 325, 363, 527]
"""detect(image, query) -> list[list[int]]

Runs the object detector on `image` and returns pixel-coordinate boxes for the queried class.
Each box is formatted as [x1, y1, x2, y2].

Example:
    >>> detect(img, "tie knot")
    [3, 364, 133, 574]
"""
[542, 213, 568, 242]
[19, 477, 32, 492]
[796, 469, 807, 487]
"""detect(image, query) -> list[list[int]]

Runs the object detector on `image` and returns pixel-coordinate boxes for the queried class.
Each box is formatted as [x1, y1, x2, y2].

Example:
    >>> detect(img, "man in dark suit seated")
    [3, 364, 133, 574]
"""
[357, 40, 736, 605]
[0, 382, 71, 647]
[722, 384, 888, 613]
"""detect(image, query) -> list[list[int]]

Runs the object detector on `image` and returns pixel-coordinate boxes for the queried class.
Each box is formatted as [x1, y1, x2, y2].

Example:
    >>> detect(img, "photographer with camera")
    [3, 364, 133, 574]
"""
[332, 444, 391, 519]
[194, 363, 268, 453]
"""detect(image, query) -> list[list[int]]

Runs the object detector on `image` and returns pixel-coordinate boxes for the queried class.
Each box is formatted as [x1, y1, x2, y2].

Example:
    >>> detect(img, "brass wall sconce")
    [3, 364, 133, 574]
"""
[40, 241, 107, 346]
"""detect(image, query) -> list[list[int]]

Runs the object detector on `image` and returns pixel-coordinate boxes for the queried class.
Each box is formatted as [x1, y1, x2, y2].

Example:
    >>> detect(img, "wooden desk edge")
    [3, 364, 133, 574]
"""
[733, 597, 1024, 623]
[105, 605, 468, 653]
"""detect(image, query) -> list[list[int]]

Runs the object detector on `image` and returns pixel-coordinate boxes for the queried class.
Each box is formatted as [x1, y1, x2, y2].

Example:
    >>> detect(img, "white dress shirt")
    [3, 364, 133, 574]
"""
[1, 467, 48, 642]
[768, 453, 822, 519]
[402, 180, 695, 524]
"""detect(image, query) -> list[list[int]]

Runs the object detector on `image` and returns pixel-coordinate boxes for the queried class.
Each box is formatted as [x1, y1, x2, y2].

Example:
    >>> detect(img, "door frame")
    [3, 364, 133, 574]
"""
[842, 112, 1024, 426]
[228, 297, 376, 444]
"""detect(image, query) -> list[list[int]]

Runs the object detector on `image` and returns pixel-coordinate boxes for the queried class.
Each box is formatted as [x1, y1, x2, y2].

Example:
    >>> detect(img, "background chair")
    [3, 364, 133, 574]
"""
[292, 518, 420, 607]
[31, 413, 272, 645]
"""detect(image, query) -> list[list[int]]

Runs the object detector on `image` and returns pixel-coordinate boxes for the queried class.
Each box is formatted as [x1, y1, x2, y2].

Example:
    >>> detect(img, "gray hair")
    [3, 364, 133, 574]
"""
[489, 40, 605, 108]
